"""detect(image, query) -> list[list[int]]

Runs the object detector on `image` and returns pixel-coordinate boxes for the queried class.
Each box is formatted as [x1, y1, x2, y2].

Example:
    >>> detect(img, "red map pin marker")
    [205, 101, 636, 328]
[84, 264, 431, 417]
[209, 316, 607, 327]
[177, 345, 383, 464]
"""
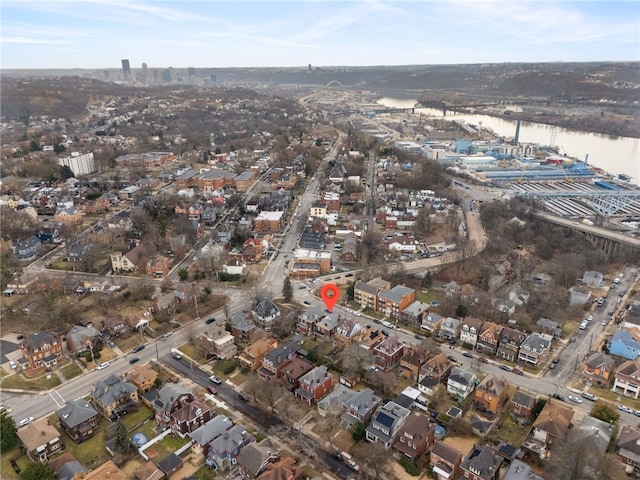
[320, 283, 340, 312]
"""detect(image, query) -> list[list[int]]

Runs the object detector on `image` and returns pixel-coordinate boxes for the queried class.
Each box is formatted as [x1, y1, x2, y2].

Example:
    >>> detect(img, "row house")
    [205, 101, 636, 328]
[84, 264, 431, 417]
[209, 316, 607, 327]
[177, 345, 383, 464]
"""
[341, 388, 381, 427]
[518, 334, 551, 368]
[421, 312, 443, 335]
[496, 327, 527, 363]
[230, 312, 262, 343]
[290, 249, 332, 279]
[474, 375, 508, 414]
[281, 357, 313, 392]
[457, 316, 482, 348]
[239, 337, 278, 371]
[393, 414, 436, 460]
[333, 318, 365, 349]
[400, 348, 429, 380]
[476, 322, 503, 355]
[147, 383, 213, 436]
[377, 285, 416, 318]
[340, 233, 358, 263]
[612, 359, 640, 399]
[145, 255, 170, 278]
[20, 331, 64, 372]
[582, 351, 616, 387]
[56, 399, 100, 443]
[430, 441, 463, 480]
[365, 401, 411, 448]
[609, 329, 640, 360]
[257, 340, 300, 380]
[373, 336, 405, 370]
[322, 191, 340, 212]
[354, 277, 390, 311]
[418, 353, 452, 396]
[316, 314, 340, 341]
[447, 367, 478, 401]
[439, 317, 462, 342]
[102, 315, 128, 338]
[295, 365, 334, 406]
[206, 424, 253, 471]
[296, 307, 326, 335]
[17, 418, 62, 462]
[66, 325, 100, 354]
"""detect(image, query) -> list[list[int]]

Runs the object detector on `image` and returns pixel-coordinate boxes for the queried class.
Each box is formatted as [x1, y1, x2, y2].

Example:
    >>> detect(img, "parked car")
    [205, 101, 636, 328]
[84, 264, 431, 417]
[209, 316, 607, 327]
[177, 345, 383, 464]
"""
[18, 417, 34, 427]
[96, 361, 110, 370]
[551, 393, 565, 401]
[132, 345, 145, 353]
[210, 375, 222, 384]
[511, 368, 524, 376]
[303, 301, 311, 306]
[129, 357, 139, 364]
[618, 405, 634, 414]
[8, 360, 17, 369]
[162, 332, 173, 338]
[205, 317, 216, 324]
[462, 352, 474, 358]
[172, 352, 182, 360]
[447, 355, 457, 363]
[207, 386, 218, 395]
[238, 393, 250, 402]
[499, 365, 511, 372]
[568, 395, 582, 403]
[582, 392, 597, 401]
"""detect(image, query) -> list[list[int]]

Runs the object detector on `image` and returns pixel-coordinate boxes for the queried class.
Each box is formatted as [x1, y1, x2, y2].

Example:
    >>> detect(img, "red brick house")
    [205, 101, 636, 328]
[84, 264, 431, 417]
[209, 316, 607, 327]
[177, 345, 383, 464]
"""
[393, 414, 435, 460]
[430, 441, 463, 480]
[373, 336, 405, 370]
[295, 365, 333, 406]
[510, 390, 537, 424]
[476, 322, 503, 355]
[281, 357, 313, 392]
[20, 331, 64, 372]
[145, 255, 170, 278]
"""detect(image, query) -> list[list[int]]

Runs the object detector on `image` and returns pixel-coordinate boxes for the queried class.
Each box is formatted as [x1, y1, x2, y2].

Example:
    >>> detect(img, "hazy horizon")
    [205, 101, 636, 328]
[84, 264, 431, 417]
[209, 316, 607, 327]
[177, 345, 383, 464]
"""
[2, 1, 639, 70]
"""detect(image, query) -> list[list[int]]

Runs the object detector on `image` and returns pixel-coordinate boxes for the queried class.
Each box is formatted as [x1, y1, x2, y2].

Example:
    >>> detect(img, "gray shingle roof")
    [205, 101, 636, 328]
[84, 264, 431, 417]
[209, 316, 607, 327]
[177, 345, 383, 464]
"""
[56, 399, 99, 428]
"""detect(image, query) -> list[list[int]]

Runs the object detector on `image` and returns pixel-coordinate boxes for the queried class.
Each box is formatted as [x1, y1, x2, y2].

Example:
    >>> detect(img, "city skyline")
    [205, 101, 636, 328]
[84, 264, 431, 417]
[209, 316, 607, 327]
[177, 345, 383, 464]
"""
[2, 1, 639, 70]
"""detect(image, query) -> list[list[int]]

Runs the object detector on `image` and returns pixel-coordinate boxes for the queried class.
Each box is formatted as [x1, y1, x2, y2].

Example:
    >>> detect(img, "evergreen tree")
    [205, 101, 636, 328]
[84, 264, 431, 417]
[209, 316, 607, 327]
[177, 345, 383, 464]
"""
[0, 411, 18, 452]
[282, 276, 293, 302]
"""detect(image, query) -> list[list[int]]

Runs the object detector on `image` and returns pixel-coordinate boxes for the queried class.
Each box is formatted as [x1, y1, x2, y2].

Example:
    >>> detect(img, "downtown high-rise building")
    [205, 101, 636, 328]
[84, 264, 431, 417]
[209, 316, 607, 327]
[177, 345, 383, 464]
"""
[121, 59, 131, 80]
[141, 62, 148, 84]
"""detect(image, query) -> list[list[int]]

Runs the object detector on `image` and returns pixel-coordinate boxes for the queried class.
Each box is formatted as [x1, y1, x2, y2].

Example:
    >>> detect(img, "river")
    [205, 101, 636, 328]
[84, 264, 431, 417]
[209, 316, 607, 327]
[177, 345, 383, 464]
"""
[377, 96, 640, 186]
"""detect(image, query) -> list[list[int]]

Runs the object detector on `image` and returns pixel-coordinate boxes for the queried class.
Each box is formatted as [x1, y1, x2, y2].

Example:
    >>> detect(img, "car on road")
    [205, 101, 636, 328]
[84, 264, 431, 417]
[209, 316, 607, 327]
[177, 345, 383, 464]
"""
[582, 392, 597, 401]
[635, 410, 640, 418]
[205, 317, 216, 325]
[9, 360, 17, 369]
[568, 395, 582, 403]
[18, 417, 34, 427]
[354, 311, 361, 316]
[96, 361, 110, 370]
[414, 334, 422, 340]
[132, 345, 145, 353]
[207, 386, 218, 395]
[551, 393, 565, 401]
[619, 405, 634, 414]
[373, 319, 382, 324]
[299, 285, 306, 289]
[210, 375, 222, 384]
[345, 273, 354, 277]
[579, 322, 588, 330]
[129, 357, 140, 364]
[511, 368, 524, 376]
[602, 319, 608, 326]
[172, 352, 182, 360]
[479, 357, 488, 364]
[447, 355, 457, 363]
[303, 301, 311, 305]
[462, 352, 474, 358]
[586, 315, 593, 322]
[162, 331, 173, 338]
[499, 365, 511, 372]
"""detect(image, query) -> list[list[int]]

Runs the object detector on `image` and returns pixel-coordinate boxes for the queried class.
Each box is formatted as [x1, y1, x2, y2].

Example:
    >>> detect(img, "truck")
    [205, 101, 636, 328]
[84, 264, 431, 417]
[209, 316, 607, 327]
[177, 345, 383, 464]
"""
[581, 218, 594, 226]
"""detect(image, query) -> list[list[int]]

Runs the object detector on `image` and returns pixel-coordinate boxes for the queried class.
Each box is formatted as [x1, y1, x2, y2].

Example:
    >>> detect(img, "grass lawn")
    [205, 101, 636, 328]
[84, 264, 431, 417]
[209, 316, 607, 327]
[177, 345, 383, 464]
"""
[130, 421, 157, 442]
[493, 413, 532, 445]
[0, 447, 30, 480]
[363, 308, 384, 320]
[60, 362, 83, 380]
[121, 404, 154, 430]
[212, 358, 240, 377]
[1, 370, 61, 391]
[54, 417, 111, 470]
[417, 290, 439, 304]
[193, 466, 219, 479]
[149, 434, 190, 459]
[179, 343, 207, 363]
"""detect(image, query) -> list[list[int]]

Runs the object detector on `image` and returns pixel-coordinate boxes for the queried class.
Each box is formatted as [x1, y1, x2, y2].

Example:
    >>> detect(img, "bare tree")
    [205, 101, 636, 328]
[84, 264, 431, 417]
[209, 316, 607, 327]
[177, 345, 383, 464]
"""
[243, 372, 262, 403]
[183, 321, 197, 343]
[339, 344, 373, 376]
[360, 442, 393, 480]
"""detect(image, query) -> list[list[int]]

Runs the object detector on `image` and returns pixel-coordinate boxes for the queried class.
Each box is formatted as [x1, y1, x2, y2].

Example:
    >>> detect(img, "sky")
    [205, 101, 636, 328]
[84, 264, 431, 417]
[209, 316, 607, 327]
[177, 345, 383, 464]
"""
[2, 0, 639, 69]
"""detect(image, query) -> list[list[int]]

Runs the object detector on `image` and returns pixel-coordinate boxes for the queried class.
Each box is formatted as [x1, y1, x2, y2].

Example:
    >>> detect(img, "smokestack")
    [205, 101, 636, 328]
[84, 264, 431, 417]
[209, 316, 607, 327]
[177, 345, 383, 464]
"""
[513, 120, 521, 146]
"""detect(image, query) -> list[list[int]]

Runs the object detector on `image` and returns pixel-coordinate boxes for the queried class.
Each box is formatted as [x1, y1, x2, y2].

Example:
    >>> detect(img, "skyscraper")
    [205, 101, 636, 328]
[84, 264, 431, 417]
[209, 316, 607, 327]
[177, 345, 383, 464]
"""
[141, 62, 148, 84]
[121, 59, 131, 80]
